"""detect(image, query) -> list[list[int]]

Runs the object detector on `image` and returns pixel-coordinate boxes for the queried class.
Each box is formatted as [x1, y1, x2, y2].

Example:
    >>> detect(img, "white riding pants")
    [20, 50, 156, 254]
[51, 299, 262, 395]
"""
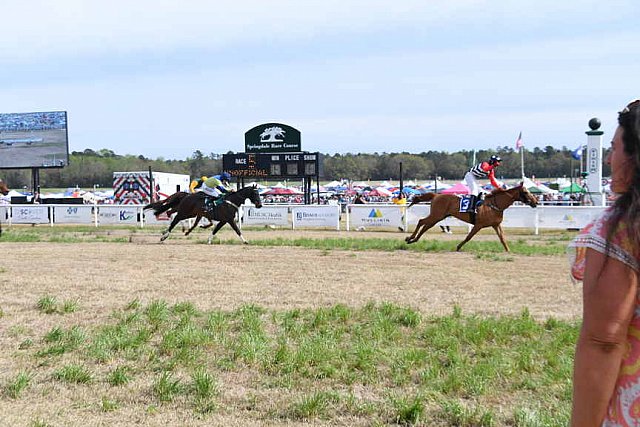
[464, 172, 480, 196]
[200, 183, 221, 197]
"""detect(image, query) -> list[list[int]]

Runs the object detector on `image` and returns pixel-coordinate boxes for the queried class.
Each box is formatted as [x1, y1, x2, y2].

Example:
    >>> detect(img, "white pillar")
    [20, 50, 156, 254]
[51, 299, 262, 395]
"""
[585, 119, 605, 206]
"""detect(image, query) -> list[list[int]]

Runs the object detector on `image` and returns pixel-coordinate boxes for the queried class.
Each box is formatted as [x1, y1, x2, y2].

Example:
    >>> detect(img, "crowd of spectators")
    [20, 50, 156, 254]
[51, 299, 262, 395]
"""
[0, 111, 66, 132]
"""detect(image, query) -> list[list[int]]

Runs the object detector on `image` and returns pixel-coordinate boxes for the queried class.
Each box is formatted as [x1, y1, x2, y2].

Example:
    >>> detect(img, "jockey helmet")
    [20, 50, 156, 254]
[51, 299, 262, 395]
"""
[489, 155, 502, 165]
[220, 172, 231, 181]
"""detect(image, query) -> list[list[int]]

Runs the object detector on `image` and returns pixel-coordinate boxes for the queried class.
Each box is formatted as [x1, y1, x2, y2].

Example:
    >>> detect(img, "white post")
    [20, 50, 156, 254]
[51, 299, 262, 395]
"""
[345, 205, 350, 231]
[585, 118, 605, 206]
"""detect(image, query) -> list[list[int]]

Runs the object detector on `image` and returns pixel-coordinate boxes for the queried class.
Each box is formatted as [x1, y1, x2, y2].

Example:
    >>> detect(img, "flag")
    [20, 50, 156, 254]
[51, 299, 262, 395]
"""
[515, 132, 523, 149]
[571, 145, 583, 160]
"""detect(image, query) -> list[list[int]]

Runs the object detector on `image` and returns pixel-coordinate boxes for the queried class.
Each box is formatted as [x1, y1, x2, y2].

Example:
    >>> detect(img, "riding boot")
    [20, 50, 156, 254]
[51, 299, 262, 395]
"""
[468, 195, 477, 213]
[468, 195, 477, 224]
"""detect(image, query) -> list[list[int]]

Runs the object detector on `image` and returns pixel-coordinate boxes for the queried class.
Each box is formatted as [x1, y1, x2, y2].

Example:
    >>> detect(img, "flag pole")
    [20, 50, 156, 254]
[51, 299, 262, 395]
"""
[520, 146, 525, 179]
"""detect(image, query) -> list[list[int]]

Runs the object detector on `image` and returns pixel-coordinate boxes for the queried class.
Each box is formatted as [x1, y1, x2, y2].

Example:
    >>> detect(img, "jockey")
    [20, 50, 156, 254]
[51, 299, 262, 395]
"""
[190, 176, 208, 193]
[463, 155, 502, 211]
[199, 172, 233, 206]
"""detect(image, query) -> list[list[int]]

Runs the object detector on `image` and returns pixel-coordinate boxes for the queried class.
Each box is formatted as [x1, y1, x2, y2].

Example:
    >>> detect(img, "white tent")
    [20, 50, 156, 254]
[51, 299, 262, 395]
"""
[523, 176, 557, 194]
[246, 181, 268, 189]
[324, 180, 342, 188]
[421, 181, 451, 190]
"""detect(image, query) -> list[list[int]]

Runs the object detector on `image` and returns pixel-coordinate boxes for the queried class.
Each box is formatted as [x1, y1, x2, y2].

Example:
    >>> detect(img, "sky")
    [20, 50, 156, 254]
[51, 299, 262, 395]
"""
[0, 0, 639, 160]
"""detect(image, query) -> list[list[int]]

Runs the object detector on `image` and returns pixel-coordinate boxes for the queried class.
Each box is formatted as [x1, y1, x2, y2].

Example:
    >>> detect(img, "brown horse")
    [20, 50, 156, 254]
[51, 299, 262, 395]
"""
[405, 184, 538, 252]
[149, 186, 262, 244]
[0, 179, 10, 237]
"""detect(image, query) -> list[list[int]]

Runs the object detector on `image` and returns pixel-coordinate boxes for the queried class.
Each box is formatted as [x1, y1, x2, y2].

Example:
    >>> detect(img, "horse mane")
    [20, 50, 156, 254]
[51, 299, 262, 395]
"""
[486, 184, 523, 199]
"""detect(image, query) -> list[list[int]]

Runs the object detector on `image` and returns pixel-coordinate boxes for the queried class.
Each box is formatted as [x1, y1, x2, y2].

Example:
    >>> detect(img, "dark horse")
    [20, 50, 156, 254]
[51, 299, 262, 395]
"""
[0, 179, 9, 236]
[146, 186, 263, 244]
[405, 184, 538, 252]
[144, 191, 189, 218]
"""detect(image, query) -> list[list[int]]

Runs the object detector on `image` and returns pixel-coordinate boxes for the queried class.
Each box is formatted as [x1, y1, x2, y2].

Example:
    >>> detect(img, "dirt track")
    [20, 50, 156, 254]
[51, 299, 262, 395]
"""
[0, 230, 582, 426]
[0, 231, 581, 323]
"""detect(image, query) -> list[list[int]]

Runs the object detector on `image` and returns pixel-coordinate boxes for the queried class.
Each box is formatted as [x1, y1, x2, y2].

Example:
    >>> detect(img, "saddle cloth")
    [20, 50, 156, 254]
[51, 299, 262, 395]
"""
[459, 195, 483, 213]
[204, 196, 224, 212]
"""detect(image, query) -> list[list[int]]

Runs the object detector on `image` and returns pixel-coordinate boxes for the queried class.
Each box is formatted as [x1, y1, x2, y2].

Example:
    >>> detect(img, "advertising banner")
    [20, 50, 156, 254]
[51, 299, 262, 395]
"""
[54, 205, 94, 224]
[242, 206, 289, 226]
[292, 206, 340, 229]
[98, 206, 139, 225]
[349, 205, 403, 229]
[11, 205, 49, 224]
[500, 207, 538, 228]
[537, 206, 605, 229]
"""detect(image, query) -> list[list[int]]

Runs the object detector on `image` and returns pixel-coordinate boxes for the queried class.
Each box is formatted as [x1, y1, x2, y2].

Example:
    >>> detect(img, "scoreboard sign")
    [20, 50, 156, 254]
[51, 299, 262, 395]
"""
[223, 152, 320, 178]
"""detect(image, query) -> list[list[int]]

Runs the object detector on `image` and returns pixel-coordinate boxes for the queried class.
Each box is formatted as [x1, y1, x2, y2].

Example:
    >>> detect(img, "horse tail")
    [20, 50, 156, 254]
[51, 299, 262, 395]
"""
[144, 192, 187, 215]
[409, 193, 436, 207]
[143, 201, 161, 211]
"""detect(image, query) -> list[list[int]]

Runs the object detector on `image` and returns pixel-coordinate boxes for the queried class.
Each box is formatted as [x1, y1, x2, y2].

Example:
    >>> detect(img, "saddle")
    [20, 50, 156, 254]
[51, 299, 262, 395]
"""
[202, 194, 224, 213]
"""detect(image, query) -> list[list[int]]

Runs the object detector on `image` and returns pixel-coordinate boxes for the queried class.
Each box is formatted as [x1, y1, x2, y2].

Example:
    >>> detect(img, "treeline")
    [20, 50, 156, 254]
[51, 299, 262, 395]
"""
[1, 146, 608, 189]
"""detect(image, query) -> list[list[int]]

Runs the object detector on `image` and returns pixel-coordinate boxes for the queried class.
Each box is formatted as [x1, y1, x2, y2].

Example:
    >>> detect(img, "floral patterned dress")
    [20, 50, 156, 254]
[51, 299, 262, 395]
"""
[569, 207, 640, 426]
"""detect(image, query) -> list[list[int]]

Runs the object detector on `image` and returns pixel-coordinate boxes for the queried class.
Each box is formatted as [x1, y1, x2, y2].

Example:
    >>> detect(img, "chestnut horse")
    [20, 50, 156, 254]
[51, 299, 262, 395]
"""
[0, 179, 10, 236]
[405, 184, 538, 252]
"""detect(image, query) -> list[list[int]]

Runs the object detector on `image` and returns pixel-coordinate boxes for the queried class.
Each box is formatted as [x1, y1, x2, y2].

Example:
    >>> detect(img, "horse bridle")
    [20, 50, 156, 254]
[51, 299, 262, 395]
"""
[485, 189, 520, 212]
[223, 189, 259, 209]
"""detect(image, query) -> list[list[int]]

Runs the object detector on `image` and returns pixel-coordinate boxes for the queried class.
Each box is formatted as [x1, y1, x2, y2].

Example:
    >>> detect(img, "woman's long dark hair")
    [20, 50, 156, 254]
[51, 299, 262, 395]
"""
[608, 100, 640, 248]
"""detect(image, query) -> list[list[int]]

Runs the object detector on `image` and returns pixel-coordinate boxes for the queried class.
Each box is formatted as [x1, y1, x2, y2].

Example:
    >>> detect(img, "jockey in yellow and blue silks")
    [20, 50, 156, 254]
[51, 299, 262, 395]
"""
[199, 172, 232, 199]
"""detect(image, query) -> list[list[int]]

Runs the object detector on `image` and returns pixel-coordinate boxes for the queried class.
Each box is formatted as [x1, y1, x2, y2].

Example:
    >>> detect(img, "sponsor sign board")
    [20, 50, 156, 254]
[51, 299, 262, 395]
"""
[242, 206, 289, 226]
[292, 206, 340, 229]
[11, 205, 49, 223]
[349, 205, 403, 229]
[98, 206, 139, 224]
[54, 205, 94, 224]
[537, 206, 605, 229]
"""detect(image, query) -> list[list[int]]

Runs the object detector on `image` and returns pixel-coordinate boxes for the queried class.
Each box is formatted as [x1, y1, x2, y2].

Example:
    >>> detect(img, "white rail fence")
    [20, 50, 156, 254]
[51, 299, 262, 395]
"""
[0, 203, 606, 234]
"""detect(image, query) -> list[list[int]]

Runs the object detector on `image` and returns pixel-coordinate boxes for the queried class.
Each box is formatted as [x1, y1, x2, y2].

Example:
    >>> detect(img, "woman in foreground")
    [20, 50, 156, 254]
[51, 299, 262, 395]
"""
[570, 99, 640, 426]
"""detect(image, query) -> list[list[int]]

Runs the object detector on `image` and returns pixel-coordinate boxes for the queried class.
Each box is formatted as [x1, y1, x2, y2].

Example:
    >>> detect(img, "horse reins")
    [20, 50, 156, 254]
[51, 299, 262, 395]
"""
[485, 190, 518, 212]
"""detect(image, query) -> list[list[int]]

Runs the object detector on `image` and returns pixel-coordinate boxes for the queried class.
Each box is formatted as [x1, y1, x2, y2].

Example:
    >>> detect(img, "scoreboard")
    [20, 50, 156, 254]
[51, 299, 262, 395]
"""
[222, 152, 320, 178]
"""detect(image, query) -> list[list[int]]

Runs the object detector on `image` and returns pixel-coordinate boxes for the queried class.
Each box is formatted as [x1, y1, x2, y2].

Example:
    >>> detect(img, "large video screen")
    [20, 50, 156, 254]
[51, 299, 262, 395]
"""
[0, 111, 69, 169]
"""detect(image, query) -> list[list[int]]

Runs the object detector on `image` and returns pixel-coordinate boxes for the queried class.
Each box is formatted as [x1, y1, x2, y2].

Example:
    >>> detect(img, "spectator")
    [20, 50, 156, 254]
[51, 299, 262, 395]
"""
[569, 99, 640, 425]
